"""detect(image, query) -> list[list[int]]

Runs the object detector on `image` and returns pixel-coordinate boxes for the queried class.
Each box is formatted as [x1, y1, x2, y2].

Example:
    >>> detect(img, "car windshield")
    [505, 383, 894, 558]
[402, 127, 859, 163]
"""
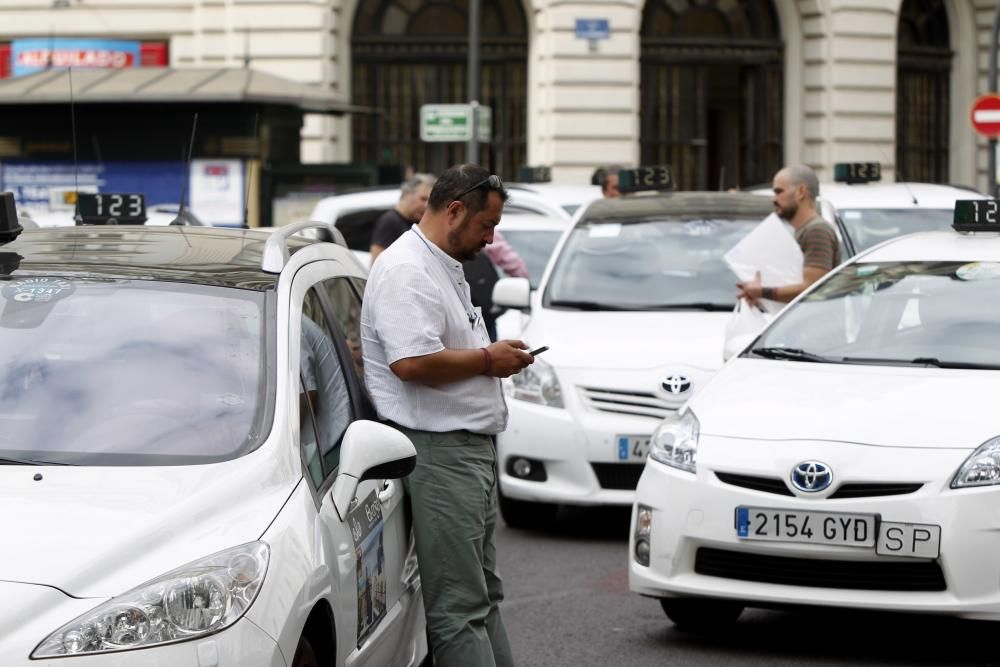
[750, 261, 1000, 369]
[0, 277, 269, 465]
[543, 218, 759, 310]
[499, 229, 563, 289]
[838, 208, 951, 252]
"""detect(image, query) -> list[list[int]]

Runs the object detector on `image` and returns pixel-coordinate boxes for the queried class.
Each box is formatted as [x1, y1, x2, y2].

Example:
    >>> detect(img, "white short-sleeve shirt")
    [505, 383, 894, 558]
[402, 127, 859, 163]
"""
[361, 226, 508, 434]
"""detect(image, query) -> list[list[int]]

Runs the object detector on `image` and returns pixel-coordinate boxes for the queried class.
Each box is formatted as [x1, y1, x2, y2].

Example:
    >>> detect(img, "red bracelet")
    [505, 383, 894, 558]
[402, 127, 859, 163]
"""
[480, 347, 492, 375]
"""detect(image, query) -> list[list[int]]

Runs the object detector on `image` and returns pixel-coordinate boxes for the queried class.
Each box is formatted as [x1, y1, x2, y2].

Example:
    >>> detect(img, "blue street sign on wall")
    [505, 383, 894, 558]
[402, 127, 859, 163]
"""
[575, 19, 610, 41]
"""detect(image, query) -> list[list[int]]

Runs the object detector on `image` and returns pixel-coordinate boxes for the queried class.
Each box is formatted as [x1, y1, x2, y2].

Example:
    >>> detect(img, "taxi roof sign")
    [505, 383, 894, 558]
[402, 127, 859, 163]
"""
[0, 192, 23, 244]
[76, 193, 147, 225]
[618, 166, 673, 194]
[834, 162, 881, 184]
[518, 165, 551, 183]
[953, 199, 1000, 232]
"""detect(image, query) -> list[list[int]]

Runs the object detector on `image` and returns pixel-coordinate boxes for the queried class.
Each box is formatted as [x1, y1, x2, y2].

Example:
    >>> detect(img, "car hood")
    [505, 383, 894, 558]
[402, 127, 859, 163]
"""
[528, 310, 729, 371]
[694, 359, 997, 448]
[0, 448, 297, 598]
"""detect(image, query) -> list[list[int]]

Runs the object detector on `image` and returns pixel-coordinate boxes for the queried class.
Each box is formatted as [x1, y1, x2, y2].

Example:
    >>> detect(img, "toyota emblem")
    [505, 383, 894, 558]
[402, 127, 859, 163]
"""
[661, 375, 691, 395]
[790, 461, 833, 493]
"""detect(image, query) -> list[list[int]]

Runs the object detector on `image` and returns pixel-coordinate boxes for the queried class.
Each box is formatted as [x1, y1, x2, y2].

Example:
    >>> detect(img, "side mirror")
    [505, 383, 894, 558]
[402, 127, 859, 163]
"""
[331, 421, 416, 520]
[493, 277, 530, 309]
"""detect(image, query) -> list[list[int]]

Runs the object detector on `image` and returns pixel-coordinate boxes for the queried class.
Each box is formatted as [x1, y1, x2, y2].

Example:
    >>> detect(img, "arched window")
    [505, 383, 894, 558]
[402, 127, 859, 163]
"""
[641, 0, 783, 190]
[896, 0, 951, 183]
[351, 0, 528, 178]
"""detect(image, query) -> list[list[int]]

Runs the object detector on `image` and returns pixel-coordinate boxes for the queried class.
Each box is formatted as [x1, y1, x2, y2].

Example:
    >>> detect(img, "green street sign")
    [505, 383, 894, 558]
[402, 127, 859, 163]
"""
[420, 104, 491, 143]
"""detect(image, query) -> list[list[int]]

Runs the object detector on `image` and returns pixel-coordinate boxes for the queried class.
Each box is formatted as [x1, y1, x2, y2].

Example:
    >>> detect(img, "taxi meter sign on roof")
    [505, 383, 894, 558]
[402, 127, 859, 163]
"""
[970, 94, 1000, 138]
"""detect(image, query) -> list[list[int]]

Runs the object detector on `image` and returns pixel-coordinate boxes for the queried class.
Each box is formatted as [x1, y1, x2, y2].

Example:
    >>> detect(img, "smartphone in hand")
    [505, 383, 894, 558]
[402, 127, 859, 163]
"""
[529, 346, 549, 356]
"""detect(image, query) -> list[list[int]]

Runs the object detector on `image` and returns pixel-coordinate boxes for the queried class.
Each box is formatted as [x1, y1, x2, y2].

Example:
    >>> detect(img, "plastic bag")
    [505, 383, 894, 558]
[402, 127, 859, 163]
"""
[723, 298, 772, 360]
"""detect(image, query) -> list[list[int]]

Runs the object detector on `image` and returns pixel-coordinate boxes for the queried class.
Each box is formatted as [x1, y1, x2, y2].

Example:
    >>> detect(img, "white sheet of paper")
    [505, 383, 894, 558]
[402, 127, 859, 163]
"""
[724, 213, 804, 314]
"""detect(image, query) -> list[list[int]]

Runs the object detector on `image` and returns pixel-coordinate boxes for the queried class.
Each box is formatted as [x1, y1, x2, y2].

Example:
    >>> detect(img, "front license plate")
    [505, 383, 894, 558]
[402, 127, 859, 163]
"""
[616, 435, 650, 462]
[735, 507, 877, 547]
[876, 522, 941, 559]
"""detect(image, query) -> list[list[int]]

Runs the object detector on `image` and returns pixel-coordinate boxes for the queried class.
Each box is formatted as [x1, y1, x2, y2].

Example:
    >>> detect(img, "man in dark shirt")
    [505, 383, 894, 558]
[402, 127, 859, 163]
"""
[369, 173, 436, 263]
[737, 164, 841, 304]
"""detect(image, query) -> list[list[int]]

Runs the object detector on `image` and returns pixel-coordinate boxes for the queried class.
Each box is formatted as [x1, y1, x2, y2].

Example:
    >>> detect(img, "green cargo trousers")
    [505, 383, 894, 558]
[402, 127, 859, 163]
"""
[395, 426, 515, 667]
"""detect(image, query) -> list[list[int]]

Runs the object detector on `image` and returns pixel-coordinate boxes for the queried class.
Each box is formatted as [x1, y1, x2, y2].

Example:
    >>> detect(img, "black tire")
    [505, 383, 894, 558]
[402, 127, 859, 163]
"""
[291, 635, 320, 667]
[498, 490, 558, 530]
[659, 598, 744, 632]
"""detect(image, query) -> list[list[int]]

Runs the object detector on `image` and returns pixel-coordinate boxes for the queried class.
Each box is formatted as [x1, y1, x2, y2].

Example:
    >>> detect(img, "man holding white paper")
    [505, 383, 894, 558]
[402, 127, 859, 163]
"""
[736, 164, 841, 305]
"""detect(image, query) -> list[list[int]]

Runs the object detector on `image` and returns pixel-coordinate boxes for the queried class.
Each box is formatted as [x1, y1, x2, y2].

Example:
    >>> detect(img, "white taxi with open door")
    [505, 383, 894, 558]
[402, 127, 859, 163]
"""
[0, 193, 427, 666]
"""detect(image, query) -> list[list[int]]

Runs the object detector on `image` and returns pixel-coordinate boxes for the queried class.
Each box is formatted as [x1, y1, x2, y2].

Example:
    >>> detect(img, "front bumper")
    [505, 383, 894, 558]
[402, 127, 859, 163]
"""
[499, 396, 659, 506]
[628, 438, 1000, 620]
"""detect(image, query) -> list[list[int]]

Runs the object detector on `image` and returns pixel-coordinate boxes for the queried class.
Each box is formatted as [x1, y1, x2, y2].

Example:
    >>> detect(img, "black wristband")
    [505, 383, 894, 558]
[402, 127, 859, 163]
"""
[762, 287, 775, 300]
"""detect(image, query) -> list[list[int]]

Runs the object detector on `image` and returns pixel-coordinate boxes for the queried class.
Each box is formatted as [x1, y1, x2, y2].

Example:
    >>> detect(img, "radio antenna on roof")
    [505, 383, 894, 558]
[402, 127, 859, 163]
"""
[875, 144, 918, 206]
[243, 113, 259, 229]
[170, 112, 199, 226]
[68, 68, 82, 225]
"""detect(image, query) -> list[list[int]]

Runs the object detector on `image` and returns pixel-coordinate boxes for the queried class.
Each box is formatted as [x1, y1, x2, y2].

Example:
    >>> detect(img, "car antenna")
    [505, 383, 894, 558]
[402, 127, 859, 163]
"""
[68, 67, 82, 226]
[876, 145, 918, 206]
[243, 113, 259, 229]
[170, 112, 199, 226]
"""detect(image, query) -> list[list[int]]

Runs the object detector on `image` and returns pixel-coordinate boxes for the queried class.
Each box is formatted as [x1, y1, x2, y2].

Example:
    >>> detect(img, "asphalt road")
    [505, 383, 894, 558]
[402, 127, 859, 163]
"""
[496, 506, 999, 667]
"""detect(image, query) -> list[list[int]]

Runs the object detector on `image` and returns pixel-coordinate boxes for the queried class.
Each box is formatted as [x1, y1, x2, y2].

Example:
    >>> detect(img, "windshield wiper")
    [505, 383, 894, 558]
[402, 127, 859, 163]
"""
[0, 455, 74, 466]
[751, 347, 836, 363]
[638, 302, 734, 312]
[548, 300, 628, 311]
[841, 356, 1000, 370]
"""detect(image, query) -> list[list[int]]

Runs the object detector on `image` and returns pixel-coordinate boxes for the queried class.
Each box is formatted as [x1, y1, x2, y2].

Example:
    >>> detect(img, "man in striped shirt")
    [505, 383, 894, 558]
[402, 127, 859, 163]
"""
[737, 164, 842, 304]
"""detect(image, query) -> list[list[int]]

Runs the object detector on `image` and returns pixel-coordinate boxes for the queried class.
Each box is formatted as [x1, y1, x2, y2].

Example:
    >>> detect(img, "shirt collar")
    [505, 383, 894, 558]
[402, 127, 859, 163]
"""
[412, 225, 464, 275]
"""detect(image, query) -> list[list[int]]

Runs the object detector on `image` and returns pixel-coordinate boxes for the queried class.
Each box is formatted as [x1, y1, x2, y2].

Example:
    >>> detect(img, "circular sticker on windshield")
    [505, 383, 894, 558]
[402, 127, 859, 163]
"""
[2, 277, 75, 303]
[955, 262, 1000, 281]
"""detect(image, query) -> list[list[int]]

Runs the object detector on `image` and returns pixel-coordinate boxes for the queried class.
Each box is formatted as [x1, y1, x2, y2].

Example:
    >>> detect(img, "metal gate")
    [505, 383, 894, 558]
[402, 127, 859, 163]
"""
[640, 0, 783, 191]
[351, 0, 527, 179]
[896, 0, 951, 184]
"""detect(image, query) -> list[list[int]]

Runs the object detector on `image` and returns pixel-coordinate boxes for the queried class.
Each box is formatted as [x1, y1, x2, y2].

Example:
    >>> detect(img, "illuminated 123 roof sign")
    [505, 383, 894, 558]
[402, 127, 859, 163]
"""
[77, 193, 147, 225]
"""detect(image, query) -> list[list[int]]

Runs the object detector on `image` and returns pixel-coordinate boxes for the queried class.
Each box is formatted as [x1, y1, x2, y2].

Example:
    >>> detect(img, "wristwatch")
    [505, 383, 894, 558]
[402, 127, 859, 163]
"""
[762, 287, 775, 300]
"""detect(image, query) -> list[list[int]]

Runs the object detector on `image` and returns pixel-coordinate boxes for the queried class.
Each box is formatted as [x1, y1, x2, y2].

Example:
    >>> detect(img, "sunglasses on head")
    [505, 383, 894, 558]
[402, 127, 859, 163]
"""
[453, 174, 505, 202]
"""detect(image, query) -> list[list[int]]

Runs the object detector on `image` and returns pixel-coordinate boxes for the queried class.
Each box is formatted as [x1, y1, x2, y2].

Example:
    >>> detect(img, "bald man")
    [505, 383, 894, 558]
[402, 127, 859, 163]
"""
[737, 164, 841, 304]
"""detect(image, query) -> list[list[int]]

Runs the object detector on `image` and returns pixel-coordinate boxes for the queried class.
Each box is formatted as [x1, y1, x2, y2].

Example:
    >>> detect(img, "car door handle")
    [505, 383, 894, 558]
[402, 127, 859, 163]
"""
[378, 480, 395, 505]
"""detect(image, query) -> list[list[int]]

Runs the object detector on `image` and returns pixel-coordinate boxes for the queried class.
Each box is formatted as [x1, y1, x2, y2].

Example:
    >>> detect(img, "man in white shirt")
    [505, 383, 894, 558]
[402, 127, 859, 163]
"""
[361, 164, 534, 667]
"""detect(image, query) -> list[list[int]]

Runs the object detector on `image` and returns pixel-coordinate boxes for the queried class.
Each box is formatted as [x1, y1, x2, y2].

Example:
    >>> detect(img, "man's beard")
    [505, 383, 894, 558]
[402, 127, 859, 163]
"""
[776, 201, 797, 221]
[447, 215, 484, 261]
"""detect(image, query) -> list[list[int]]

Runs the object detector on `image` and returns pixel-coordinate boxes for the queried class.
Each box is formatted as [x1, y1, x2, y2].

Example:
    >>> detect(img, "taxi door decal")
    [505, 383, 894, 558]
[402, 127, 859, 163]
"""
[349, 489, 387, 646]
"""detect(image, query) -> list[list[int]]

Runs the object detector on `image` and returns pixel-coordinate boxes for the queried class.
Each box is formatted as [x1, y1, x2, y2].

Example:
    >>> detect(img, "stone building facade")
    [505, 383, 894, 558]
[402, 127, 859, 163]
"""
[1, 0, 995, 190]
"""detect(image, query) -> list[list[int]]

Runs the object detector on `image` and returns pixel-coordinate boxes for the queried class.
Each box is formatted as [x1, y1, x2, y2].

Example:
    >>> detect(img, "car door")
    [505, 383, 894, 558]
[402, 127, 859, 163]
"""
[292, 274, 412, 666]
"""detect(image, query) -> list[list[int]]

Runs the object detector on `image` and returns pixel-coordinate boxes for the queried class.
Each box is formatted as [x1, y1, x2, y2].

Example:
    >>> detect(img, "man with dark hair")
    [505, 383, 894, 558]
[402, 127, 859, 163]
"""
[737, 163, 841, 304]
[361, 163, 533, 667]
[597, 164, 623, 198]
[369, 173, 436, 263]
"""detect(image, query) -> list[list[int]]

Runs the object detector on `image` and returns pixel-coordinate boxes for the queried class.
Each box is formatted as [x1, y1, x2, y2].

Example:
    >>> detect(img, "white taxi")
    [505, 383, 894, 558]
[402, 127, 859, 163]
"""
[630, 199, 1000, 628]
[492, 172, 774, 529]
[0, 195, 427, 666]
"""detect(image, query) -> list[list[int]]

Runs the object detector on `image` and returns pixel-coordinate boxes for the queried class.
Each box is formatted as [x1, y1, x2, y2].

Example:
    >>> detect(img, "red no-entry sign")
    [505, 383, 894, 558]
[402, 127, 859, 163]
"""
[971, 94, 1000, 138]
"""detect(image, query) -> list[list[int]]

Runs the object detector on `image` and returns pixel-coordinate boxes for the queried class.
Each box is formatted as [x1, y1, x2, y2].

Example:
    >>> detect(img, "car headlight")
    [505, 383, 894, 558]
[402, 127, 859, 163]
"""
[649, 409, 699, 473]
[32, 542, 269, 658]
[506, 356, 563, 408]
[952, 436, 1000, 488]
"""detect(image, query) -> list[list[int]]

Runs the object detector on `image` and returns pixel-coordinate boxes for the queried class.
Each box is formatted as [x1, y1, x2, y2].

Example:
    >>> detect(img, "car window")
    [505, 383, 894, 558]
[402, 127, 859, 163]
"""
[499, 229, 562, 289]
[838, 209, 952, 253]
[0, 278, 268, 465]
[544, 218, 759, 310]
[300, 288, 352, 477]
[319, 277, 366, 381]
[751, 261, 1000, 367]
[299, 377, 325, 488]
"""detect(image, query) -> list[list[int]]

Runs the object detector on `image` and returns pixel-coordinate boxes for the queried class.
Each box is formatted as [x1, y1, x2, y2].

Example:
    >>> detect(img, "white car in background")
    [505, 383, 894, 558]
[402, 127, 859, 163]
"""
[506, 183, 603, 217]
[630, 203, 1000, 629]
[0, 216, 426, 665]
[309, 185, 570, 266]
[492, 192, 775, 529]
[19, 203, 207, 227]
